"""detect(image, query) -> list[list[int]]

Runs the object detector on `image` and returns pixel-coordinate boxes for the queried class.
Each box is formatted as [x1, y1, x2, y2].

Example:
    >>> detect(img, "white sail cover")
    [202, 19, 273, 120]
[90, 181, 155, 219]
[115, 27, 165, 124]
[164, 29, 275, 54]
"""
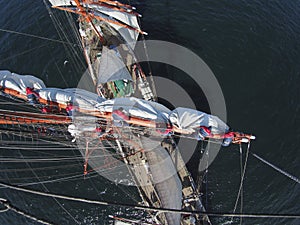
[38, 88, 105, 110]
[96, 97, 170, 122]
[169, 107, 229, 134]
[0, 70, 46, 95]
[97, 47, 133, 84]
[96, 98, 230, 136]
[48, 0, 140, 49]
[114, 221, 131, 225]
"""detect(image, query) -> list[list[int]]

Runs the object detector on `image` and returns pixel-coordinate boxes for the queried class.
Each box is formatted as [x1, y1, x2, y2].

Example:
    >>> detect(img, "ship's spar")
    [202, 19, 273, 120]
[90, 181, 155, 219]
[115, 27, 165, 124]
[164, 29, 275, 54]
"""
[0, 1, 256, 225]
[0, 67, 254, 225]
[48, 0, 155, 100]
[0, 1, 299, 225]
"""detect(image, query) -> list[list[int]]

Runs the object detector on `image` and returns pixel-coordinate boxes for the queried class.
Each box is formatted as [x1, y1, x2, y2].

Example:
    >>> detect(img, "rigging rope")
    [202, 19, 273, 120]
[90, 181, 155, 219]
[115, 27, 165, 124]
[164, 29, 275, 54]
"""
[42, 0, 86, 75]
[0, 43, 50, 64]
[0, 28, 78, 46]
[231, 142, 251, 223]
[137, 21, 157, 101]
[20, 150, 80, 224]
[251, 152, 300, 184]
[0, 181, 299, 220]
[0, 198, 52, 225]
[239, 144, 244, 225]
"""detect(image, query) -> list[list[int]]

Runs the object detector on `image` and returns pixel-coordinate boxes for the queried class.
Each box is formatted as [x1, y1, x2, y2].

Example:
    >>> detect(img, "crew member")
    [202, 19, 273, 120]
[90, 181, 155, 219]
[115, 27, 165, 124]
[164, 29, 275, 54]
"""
[197, 126, 235, 146]
[66, 102, 76, 117]
[198, 126, 212, 140]
[112, 107, 129, 127]
[221, 131, 235, 146]
[26, 87, 40, 105]
[41, 106, 51, 114]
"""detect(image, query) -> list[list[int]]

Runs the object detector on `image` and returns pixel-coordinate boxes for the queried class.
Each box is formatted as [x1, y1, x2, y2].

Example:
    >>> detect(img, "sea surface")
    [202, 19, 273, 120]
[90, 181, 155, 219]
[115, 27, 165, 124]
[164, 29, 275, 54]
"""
[0, 0, 299, 224]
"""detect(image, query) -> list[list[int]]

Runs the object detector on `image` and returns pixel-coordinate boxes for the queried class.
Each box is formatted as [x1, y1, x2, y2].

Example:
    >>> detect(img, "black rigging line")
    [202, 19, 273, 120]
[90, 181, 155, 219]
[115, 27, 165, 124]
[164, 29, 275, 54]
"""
[0, 181, 299, 220]
[251, 152, 300, 184]
[0, 28, 79, 46]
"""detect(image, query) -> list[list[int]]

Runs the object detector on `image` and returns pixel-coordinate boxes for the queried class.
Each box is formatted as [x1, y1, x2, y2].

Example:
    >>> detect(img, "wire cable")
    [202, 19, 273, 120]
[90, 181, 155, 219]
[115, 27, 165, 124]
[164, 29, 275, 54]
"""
[19, 150, 80, 224]
[0, 28, 78, 46]
[0, 181, 299, 220]
[251, 152, 300, 184]
[0, 198, 52, 225]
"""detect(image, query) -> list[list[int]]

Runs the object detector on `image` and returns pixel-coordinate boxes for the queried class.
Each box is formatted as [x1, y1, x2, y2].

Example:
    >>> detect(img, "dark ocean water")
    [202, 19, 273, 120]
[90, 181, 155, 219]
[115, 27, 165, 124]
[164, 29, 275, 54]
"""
[0, 0, 299, 224]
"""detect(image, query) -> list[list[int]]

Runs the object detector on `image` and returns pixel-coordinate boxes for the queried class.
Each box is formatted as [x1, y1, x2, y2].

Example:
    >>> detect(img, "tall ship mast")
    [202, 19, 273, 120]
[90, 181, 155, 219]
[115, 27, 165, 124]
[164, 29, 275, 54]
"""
[0, 68, 254, 225]
[49, 0, 156, 101]
[0, 1, 257, 225]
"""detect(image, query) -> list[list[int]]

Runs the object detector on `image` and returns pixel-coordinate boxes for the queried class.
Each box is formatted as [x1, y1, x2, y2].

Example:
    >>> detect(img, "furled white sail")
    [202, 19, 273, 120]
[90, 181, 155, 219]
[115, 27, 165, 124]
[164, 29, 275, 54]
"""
[38, 88, 105, 110]
[169, 107, 229, 134]
[0, 69, 231, 137]
[96, 97, 170, 122]
[48, 0, 76, 6]
[48, 0, 140, 49]
[0, 70, 46, 95]
[97, 47, 133, 84]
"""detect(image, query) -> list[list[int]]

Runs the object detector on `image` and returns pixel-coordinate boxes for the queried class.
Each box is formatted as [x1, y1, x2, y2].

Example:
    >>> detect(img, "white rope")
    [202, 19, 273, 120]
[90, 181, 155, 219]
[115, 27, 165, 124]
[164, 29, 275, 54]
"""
[231, 142, 251, 223]
[239, 143, 243, 225]
[0, 198, 52, 225]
